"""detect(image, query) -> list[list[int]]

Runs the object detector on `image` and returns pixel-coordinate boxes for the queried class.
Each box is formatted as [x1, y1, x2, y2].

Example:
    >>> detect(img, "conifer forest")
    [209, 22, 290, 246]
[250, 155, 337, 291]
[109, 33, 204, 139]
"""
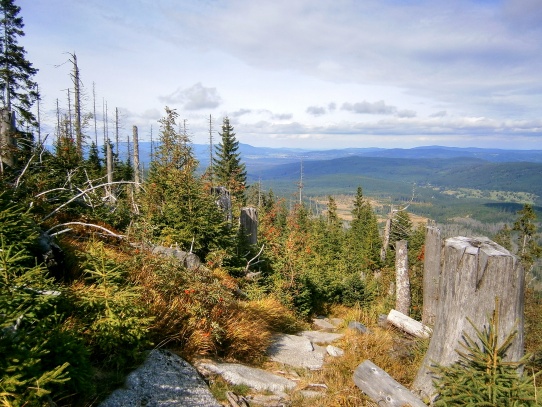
[1, 1, 541, 406]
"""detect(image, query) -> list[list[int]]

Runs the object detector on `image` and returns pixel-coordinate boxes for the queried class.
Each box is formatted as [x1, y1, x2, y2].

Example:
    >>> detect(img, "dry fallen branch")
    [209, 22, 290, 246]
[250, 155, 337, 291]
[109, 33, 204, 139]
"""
[46, 222, 126, 239]
[41, 180, 141, 221]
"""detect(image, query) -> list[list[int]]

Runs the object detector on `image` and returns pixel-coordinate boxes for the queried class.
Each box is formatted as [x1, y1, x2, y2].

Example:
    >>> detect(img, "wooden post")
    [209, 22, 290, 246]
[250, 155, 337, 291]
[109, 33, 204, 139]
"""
[353, 360, 426, 407]
[240, 207, 258, 245]
[395, 240, 410, 315]
[412, 236, 524, 400]
[422, 225, 441, 326]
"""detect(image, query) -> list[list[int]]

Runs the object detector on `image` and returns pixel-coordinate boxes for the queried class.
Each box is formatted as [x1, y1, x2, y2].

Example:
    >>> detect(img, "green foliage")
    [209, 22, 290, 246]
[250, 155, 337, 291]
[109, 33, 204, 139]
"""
[0, 0, 38, 126]
[513, 204, 542, 272]
[70, 241, 153, 368]
[213, 117, 247, 206]
[432, 308, 538, 406]
[138, 107, 232, 257]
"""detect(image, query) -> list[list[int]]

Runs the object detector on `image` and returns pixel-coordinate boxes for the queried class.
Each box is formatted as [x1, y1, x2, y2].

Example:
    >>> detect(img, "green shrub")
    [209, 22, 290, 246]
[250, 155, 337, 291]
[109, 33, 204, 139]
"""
[432, 307, 539, 406]
[70, 241, 153, 368]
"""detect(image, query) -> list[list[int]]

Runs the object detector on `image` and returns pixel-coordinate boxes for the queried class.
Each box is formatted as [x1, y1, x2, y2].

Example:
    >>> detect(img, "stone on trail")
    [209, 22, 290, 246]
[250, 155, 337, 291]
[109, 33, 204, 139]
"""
[326, 345, 345, 357]
[199, 361, 296, 393]
[328, 317, 344, 327]
[301, 330, 344, 344]
[268, 333, 326, 370]
[348, 321, 370, 334]
[312, 317, 336, 331]
[99, 349, 221, 407]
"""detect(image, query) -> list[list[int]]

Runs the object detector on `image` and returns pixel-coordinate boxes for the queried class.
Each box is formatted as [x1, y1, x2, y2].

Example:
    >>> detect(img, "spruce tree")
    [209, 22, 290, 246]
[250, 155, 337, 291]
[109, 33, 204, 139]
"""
[346, 187, 381, 271]
[213, 117, 247, 205]
[0, 0, 38, 125]
[139, 107, 231, 256]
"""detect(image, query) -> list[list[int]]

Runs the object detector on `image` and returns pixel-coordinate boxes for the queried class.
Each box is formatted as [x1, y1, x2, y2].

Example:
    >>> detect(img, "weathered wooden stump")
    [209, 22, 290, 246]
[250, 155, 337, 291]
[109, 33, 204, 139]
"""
[353, 360, 426, 406]
[422, 225, 442, 326]
[412, 236, 524, 400]
[395, 240, 410, 315]
[240, 207, 258, 245]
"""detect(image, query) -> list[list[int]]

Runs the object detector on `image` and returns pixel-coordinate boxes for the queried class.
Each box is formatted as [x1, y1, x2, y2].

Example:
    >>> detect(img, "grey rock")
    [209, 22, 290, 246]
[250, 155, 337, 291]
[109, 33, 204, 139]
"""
[378, 314, 389, 328]
[152, 246, 202, 269]
[199, 362, 296, 393]
[268, 334, 325, 370]
[326, 345, 344, 357]
[99, 349, 220, 407]
[348, 321, 370, 334]
[312, 317, 336, 331]
[328, 318, 344, 327]
[300, 330, 344, 344]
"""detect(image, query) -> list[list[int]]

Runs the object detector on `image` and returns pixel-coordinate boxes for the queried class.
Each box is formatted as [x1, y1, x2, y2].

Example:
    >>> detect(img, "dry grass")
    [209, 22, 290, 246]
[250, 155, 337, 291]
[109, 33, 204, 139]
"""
[129, 253, 306, 363]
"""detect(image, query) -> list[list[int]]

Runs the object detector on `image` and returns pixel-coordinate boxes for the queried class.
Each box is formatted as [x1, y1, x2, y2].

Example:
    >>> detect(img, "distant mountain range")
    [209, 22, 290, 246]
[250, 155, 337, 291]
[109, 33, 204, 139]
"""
[122, 142, 542, 170]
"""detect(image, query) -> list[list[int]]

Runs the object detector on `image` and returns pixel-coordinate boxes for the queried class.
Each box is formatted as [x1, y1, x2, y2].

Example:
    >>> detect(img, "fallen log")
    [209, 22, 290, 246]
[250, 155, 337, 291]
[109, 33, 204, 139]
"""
[387, 309, 432, 339]
[353, 360, 426, 406]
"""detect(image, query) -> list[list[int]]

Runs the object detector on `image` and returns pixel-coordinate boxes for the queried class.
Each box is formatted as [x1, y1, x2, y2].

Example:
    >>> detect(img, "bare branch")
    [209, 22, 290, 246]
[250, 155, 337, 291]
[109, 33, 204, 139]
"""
[46, 222, 125, 239]
[244, 244, 265, 274]
[14, 154, 35, 188]
[41, 180, 140, 221]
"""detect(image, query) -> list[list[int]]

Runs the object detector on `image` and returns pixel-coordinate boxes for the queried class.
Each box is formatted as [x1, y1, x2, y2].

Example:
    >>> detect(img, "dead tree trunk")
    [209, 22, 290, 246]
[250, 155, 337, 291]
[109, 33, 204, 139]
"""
[105, 140, 114, 201]
[422, 225, 442, 326]
[132, 125, 140, 190]
[0, 108, 16, 173]
[353, 360, 426, 407]
[412, 236, 525, 401]
[380, 217, 391, 261]
[240, 207, 258, 246]
[395, 240, 410, 315]
[69, 53, 83, 157]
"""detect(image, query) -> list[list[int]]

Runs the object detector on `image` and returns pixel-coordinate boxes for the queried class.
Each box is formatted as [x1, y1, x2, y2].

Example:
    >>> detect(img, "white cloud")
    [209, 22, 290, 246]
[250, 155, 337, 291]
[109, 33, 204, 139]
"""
[341, 100, 398, 115]
[159, 83, 222, 110]
[306, 106, 327, 116]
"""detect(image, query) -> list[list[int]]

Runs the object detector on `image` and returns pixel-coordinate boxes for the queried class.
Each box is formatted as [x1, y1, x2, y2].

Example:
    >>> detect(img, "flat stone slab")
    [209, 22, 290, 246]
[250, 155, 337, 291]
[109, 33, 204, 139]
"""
[99, 349, 221, 407]
[312, 317, 336, 331]
[326, 345, 345, 357]
[267, 334, 325, 370]
[301, 330, 344, 344]
[199, 362, 296, 393]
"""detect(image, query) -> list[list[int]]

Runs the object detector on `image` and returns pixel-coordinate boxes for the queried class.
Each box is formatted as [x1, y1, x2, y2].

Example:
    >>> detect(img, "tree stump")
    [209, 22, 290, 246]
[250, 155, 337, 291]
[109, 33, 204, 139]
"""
[395, 240, 410, 315]
[240, 207, 258, 246]
[422, 226, 442, 326]
[412, 236, 524, 400]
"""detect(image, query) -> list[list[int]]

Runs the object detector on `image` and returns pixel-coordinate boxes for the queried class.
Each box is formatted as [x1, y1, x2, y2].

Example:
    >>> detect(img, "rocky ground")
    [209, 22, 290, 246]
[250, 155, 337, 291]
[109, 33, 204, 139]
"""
[99, 316, 371, 406]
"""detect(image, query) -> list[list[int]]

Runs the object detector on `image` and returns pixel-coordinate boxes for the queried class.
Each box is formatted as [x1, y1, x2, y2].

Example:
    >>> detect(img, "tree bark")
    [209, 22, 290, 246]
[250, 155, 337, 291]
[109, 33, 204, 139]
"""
[0, 108, 16, 172]
[395, 240, 410, 315]
[240, 207, 258, 245]
[422, 225, 442, 326]
[412, 236, 525, 401]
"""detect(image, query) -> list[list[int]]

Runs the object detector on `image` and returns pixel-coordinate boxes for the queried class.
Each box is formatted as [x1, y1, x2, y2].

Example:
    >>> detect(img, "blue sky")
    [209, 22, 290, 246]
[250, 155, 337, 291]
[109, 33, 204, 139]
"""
[18, 0, 542, 149]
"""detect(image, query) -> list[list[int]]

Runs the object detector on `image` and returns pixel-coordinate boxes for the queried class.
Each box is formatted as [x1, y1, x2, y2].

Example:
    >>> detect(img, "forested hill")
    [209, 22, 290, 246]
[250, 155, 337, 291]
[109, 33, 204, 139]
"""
[251, 155, 542, 201]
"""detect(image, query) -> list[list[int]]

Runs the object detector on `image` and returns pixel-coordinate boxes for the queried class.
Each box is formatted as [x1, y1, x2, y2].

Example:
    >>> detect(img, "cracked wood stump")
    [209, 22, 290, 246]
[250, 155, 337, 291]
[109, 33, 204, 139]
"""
[412, 236, 525, 400]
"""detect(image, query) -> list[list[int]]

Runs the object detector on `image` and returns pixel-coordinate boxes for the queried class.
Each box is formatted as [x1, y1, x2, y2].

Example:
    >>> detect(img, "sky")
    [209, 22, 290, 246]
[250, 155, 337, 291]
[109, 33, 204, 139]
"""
[17, 0, 542, 150]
